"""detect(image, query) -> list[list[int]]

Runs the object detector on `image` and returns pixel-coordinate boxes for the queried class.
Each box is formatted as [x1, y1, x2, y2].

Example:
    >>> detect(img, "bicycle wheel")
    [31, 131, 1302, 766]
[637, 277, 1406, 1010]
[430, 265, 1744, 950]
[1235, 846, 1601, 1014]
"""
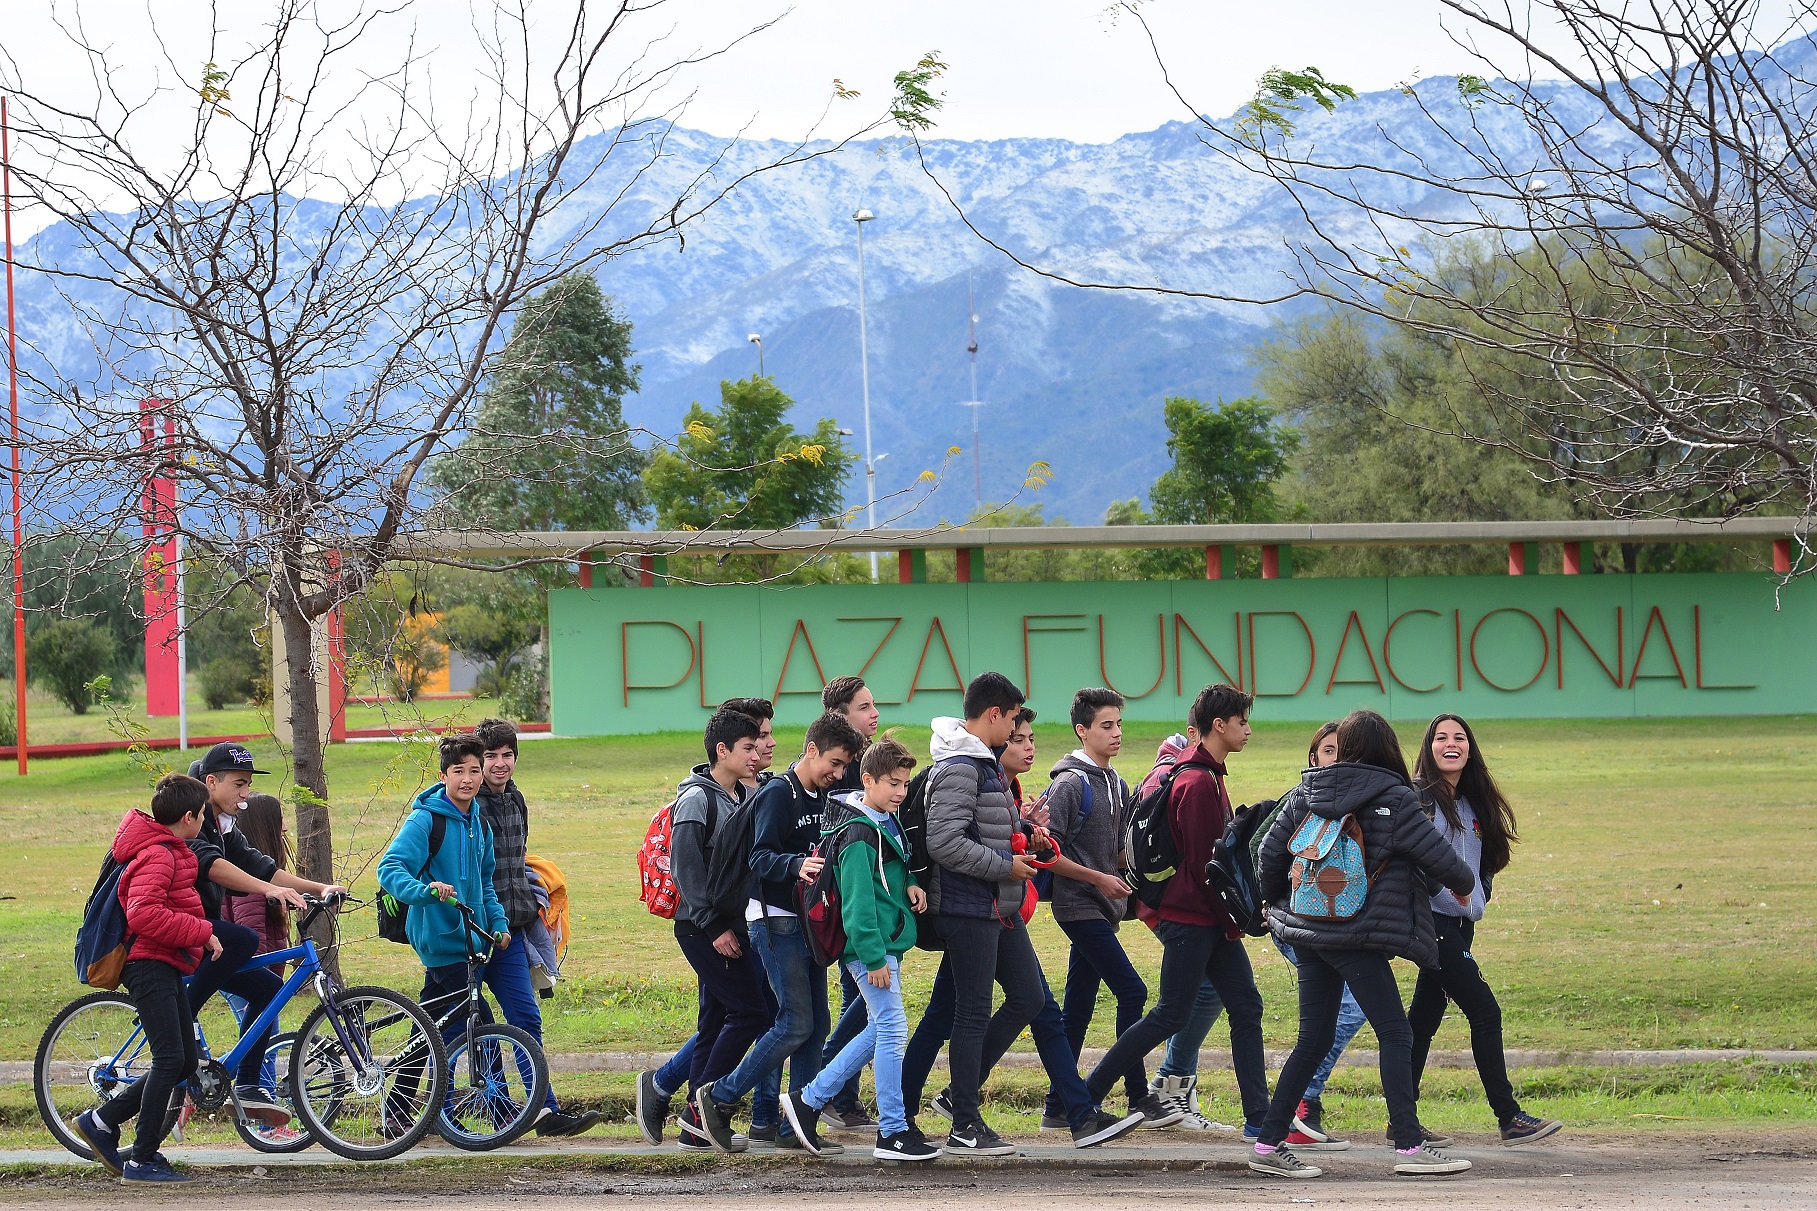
[233, 1031, 319, 1154]
[436, 1022, 549, 1151]
[289, 985, 446, 1160]
[34, 992, 146, 1160]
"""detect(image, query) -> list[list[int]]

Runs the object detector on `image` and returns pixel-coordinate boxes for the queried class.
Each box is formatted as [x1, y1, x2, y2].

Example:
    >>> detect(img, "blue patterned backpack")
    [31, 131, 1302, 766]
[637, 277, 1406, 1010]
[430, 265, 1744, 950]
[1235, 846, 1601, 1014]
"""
[1287, 813, 1370, 919]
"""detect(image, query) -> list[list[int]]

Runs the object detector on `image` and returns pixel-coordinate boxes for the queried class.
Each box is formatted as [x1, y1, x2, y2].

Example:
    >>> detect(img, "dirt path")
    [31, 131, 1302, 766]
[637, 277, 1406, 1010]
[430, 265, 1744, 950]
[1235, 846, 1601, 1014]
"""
[8, 1130, 1817, 1210]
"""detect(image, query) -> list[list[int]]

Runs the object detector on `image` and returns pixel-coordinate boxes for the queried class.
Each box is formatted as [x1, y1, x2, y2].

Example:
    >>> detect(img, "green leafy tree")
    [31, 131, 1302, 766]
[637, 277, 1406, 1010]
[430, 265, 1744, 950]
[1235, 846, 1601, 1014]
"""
[432, 273, 648, 532]
[30, 618, 118, 714]
[644, 375, 855, 540]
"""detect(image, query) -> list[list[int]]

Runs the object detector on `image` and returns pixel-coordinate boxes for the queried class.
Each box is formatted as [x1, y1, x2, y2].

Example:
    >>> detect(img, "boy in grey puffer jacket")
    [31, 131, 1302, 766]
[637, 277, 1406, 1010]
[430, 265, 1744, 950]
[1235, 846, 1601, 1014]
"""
[923, 673, 1041, 1157]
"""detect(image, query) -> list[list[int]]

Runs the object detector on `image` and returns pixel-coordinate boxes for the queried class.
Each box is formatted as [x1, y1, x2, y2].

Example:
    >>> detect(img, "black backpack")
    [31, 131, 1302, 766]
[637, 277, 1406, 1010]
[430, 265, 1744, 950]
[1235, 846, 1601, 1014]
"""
[701, 794, 760, 923]
[1122, 759, 1213, 908]
[1204, 799, 1273, 937]
[895, 755, 989, 951]
[377, 812, 446, 944]
[795, 815, 881, 967]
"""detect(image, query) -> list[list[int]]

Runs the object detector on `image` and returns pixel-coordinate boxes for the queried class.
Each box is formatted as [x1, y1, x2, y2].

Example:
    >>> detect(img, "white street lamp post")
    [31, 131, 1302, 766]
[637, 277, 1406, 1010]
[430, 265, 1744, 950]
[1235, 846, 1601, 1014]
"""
[854, 208, 877, 579]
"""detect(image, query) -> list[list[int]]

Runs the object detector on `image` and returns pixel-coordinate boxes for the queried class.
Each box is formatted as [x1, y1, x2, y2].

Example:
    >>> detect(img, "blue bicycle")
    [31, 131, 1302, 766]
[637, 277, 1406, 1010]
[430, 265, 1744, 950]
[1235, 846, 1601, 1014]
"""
[35, 894, 448, 1161]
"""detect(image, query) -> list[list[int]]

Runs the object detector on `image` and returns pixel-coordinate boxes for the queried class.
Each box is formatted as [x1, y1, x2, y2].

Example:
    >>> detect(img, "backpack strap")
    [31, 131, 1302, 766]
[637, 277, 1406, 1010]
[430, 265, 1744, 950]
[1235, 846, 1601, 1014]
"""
[419, 811, 447, 882]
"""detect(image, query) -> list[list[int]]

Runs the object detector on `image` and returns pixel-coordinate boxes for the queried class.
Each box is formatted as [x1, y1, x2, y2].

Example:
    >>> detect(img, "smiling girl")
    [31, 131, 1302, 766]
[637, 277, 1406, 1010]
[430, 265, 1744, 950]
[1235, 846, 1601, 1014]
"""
[1409, 714, 1561, 1146]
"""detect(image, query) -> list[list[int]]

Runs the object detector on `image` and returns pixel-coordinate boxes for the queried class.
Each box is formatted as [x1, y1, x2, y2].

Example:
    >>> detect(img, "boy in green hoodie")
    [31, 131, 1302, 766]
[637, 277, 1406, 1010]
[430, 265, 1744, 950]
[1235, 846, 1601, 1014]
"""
[780, 736, 937, 1163]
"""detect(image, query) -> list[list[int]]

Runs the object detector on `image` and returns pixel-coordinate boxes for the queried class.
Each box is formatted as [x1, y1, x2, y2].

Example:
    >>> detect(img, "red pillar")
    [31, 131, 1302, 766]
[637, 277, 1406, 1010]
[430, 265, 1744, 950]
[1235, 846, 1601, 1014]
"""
[1205, 545, 1222, 580]
[1562, 542, 1583, 575]
[1260, 545, 1281, 580]
[326, 557, 347, 744]
[1507, 542, 1527, 576]
[638, 553, 655, 587]
[955, 548, 973, 583]
[139, 401, 181, 716]
[1773, 538, 1793, 574]
[898, 551, 914, 584]
[578, 550, 593, 589]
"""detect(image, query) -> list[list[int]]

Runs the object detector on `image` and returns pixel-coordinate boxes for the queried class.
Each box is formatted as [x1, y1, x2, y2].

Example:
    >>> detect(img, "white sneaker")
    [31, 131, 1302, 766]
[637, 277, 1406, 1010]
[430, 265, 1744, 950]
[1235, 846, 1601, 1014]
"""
[1151, 1074, 1237, 1132]
[1394, 1144, 1472, 1176]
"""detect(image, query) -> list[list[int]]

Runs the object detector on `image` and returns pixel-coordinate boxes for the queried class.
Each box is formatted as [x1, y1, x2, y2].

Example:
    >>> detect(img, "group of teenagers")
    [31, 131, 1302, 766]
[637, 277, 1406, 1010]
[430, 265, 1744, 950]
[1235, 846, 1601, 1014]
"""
[74, 722, 596, 1183]
[639, 671, 1563, 1179]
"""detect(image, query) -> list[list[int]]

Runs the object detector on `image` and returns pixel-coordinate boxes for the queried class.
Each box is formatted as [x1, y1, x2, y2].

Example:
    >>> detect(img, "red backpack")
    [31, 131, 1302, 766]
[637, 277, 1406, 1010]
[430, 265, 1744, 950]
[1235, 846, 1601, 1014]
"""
[637, 799, 680, 919]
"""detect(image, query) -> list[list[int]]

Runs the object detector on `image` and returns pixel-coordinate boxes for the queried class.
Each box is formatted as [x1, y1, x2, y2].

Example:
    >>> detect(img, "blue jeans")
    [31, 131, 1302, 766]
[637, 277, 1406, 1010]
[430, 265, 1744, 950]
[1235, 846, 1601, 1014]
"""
[712, 916, 828, 1111]
[1157, 979, 1226, 1077]
[655, 1035, 696, 1098]
[185, 920, 281, 1090]
[658, 953, 782, 1127]
[900, 951, 1100, 1130]
[822, 965, 868, 1113]
[1275, 938, 1365, 1100]
[1052, 918, 1149, 1114]
[481, 933, 558, 1110]
[804, 957, 909, 1135]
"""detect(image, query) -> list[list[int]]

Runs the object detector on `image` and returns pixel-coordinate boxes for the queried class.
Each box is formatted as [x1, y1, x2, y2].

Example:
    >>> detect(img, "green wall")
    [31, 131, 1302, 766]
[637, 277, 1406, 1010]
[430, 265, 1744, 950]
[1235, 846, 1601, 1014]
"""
[549, 573, 1816, 734]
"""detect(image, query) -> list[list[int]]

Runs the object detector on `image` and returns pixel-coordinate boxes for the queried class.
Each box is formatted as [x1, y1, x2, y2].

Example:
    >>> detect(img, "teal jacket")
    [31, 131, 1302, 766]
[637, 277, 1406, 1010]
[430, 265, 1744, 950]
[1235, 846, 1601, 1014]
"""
[826, 791, 918, 971]
[377, 784, 508, 969]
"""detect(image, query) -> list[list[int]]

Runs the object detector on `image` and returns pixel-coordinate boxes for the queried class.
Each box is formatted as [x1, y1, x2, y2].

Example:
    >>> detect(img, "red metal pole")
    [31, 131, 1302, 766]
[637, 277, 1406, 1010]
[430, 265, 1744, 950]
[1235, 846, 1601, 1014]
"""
[3, 97, 25, 776]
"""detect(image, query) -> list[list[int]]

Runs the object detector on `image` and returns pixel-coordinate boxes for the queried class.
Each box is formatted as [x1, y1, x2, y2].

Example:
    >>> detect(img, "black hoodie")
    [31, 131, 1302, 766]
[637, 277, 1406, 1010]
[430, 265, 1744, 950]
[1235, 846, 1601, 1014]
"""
[1257, 762, 1474, 970]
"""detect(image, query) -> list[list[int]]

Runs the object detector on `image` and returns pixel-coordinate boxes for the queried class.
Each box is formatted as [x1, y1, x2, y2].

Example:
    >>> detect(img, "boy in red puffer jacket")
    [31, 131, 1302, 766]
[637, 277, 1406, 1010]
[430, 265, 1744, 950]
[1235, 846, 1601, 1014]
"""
[75, 775, 223, 1185]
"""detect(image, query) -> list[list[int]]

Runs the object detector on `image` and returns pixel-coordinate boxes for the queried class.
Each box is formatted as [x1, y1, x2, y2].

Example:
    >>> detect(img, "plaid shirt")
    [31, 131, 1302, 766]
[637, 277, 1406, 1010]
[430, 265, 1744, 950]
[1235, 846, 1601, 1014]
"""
[477, 780, 537, 931]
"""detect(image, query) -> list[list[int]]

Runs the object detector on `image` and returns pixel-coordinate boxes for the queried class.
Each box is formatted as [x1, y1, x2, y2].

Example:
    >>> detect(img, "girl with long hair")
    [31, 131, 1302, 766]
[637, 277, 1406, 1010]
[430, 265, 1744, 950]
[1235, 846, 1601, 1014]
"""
[1409, 714, 1561, 1145]
[1250, 710, 1476, 1180]
[228, 794, 292, 968]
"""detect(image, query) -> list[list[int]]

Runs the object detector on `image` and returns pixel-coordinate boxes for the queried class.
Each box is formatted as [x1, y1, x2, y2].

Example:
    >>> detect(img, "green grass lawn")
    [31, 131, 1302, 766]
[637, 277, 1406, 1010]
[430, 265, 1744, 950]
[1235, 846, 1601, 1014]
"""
[0, 715, 1813, 1068]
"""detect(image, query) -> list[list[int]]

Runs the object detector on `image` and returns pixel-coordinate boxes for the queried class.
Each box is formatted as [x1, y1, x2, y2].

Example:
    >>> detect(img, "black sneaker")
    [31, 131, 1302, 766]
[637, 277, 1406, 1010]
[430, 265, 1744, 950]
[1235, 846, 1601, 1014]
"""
[820, 1103, 879, 1133]
[535, 1108, 603, 1137]
[635, 1070, 670, 1146]
[1128, 1092, 1185, 1129]
[1039, 1113, 1073, 1131]
[779, 1090, 827, 1156]
[678, 1104, 748, 1153]
[692, 1081, 739, 1153]
[875, 1128, 940, 1162]
[1297, 1096, 1327, 1137]
[926, 1088, 955, 1121]
[944, 1120, 1017, 1157]
[1387, 1124, 1455, 1149]
[76, 1110, 124, 1175]
[1072, 1109, 1144, 1149]
[121, 1154, 190, 1184]
[1500, 1112, 1563, 1145]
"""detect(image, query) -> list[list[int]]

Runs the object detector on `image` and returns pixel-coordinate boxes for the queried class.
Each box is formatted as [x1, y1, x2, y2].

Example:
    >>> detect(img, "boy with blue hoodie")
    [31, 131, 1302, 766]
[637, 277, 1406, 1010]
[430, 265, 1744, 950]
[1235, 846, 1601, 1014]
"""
[781, 735, 938, 1162]
[378, 734, 510, 1063]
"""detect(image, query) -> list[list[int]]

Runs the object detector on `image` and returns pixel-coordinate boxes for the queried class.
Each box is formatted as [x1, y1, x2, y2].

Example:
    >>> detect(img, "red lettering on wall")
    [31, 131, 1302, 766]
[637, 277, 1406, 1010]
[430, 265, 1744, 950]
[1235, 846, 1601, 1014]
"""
[1384, 610, 1444, 693]
[1248, 611, 1316, 697]
[1454, 610, 1463, 690]
[1555, 608, 1624, 689]
[696, 622, 710, 707]
[1099, 614, 1167, 699]
[910, 617, 966, 701]
[773, 619, 829, 701]
[838, 616, 906, 703]
[1325, 611, 1385, 694]
[623, 620, 698, 706]
[1174, 613, 1243, 694]
[1628, 606, 1687, 687]
[1023, 614, 1088, 696]
[1693, 605, 1755, 689]
[1469, 608, 1549, 692]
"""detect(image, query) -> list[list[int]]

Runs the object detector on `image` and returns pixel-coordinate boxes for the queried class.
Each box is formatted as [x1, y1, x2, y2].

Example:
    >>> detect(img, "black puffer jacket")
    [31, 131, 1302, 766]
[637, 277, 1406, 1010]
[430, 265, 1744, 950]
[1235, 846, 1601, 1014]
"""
[1258, 762, 1474, 970]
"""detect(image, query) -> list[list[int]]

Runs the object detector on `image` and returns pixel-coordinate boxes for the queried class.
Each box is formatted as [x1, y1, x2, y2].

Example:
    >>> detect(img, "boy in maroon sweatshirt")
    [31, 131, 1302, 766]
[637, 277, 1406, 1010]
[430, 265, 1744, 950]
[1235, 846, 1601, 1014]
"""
[1083, 684, 1271, 1135]
[76, 775, 223, 1184]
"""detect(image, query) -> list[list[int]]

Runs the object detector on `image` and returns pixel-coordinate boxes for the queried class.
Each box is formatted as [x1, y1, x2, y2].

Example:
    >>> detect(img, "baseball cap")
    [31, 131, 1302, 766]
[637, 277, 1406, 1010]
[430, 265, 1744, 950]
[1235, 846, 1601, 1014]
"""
[196, 742, 271, 777]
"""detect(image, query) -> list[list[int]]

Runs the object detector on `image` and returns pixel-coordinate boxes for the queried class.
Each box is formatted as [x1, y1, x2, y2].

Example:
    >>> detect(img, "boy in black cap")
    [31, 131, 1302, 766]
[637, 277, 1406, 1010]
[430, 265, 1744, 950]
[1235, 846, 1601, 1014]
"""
[186, 742, 345, 1120]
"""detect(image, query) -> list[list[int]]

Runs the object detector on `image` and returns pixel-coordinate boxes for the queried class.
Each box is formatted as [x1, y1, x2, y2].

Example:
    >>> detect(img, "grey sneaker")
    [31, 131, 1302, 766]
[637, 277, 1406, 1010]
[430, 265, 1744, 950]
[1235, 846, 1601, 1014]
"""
[925, 1089, 955, 1121]
[635, 1070, 670, 1146]
[1249, 1145, 1322, 1179]
[1387, 1124, 1455, 1149]
[692, 1081, 739, 1153]
[1039, 1113, 1072, 1131]
[1395, 1144, 1472, 1176]
[1129, 1091, 1186, 1129]
[820, 1104, 879, 1133]
[1072, 1109, 1144, 1148]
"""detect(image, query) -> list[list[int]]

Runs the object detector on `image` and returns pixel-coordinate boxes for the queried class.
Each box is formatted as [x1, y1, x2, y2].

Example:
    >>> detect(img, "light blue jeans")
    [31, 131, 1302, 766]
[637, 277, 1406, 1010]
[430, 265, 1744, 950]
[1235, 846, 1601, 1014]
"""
[1274, 939, 1367, 1100]
[802, 956, 908, 1136]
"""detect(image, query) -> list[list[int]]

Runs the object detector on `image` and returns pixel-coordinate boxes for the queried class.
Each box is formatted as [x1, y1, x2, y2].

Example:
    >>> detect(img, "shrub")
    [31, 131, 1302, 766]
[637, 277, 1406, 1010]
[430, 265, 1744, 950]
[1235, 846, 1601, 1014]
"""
[198, 657, 255, 710]
[29, 619, 118, 714]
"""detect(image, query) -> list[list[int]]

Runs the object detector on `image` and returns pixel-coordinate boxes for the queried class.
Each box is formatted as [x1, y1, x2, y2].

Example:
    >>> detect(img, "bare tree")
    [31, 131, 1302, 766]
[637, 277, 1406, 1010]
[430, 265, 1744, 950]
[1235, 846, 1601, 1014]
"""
[0, 0, 906, 896]
[909, 1, 1817, 567]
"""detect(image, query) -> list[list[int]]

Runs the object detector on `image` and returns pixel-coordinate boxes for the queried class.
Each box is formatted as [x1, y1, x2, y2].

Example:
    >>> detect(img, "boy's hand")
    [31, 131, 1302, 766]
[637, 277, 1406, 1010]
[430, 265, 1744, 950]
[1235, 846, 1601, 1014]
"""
[1009, 855, 1036, 881]
[495, 931, 511, 949]
[907, 885, 927, 912]
[1096, 871, 1134, 897]
[267, 885, 309, 912]
[866, 966, 892, 989]
[205, 933, 224, 960]
[428, 881, 457, 902]
[712, 930, 743, 958]
[1021, 792, 1051, 830]
[321, 883, 349, 899]
[798, 855, 824, 881]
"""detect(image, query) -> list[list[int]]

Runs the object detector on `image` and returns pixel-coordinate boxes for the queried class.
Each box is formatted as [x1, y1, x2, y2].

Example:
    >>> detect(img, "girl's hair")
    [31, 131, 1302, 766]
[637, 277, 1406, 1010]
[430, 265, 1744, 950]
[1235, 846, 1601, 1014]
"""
[1414, 714, 1519, 877]
[1333, 710, 1411, 784]
[236, 793, 291, 930]
[1307, 721, 1339, 766]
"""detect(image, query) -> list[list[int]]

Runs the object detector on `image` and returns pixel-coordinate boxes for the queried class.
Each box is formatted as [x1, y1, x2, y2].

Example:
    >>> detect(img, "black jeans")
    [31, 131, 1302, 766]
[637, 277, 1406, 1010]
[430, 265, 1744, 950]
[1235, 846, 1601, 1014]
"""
[937, 914, 1046, 1128]
[676, 932, 772, 1098]
[1085, 920, 1269, 1128]
[1259, 946, 1420, 1149]
[1408, 915, 1522, 1127]
[185, 919, 282, 1088]
[1056, 917, 1150, 1110]
[99, 959, 199, 1163]
[822, 964, 867, 1113]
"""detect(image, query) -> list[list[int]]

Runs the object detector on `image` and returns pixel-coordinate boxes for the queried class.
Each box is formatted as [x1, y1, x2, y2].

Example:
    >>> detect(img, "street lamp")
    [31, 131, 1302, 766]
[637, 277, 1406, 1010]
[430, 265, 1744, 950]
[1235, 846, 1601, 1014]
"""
[853, 208, 878, 579]
[747, 333, 764, 378]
